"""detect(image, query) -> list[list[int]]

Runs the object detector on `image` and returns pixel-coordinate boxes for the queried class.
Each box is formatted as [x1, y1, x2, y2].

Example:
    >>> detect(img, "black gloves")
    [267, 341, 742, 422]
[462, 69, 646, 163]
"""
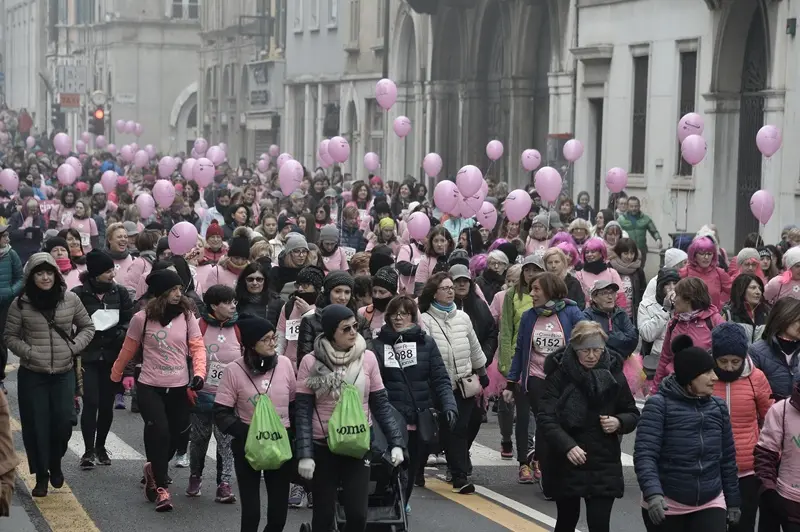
[479, 374, 490, 389]
[445, 410, 458, 431]
[190, 376, 205, 391]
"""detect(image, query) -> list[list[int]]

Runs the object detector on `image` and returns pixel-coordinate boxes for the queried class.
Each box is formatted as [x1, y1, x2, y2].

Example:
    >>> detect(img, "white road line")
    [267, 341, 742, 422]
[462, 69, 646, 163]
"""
[68, 430, 145, 461]
[469, 442, 634, 467]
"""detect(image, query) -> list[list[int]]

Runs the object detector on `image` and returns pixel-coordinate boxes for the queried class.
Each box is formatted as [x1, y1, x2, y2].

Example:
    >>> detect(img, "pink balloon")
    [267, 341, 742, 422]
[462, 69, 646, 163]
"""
[168, 221, 199, 256]
[96, 135, 108, 149]
[407, 212, 431, 241]
[158, 156, 177, 178]
[133, 150, 149, 169]
[328, 136, 351, 163]
[606, 167, 629, 194]
[76, 140, 87, 154]
[318, 140, 334, 167]
[181, 158, 196, 179]
[268, 144, 280, 157]
[107, 144, 117, 155]
[25, 136, 35, 149]
[393, 116, 411, 138]
[681, 134, 707, 165]
[134, 123, 144, 137]
[456, 165, 483, 198]
[193, 158, 215, 188]
[57, 164, 77, 185]
[504, 189, 533, 223]
[277, 153, 293, 168]
[218, 142, 227, 154]
[260, 153, 268, 160]
[476, 201, 498, 231]
[279, 160, 304, 196]
[54, 133, 71, 156]
[66, 156, 82, 177]
[534, 166, 563, 203]
[423, 153, 443, 178]
[364, 152, 380, 172]
[191, 148, 199, 158]
[433, 181, 460, 214]
[563, 139, 584, 163]
[756, 125, 782, 158]
[521, 149, 542, 172]
[124, 120, 135, 134]
[80, 132, 91, 144]
[257, 159, 269, 172]
[486, 140, 504, 161]
[678, 112, 705, 142]
[194, 138, 209, 155]
[153, 180, 176, 208]
[144, 144, 156, 160]
[750, 190, 775, 225]
[207, 145, 225, 166]
[100, 170, 118, 193]
[135, 193, 156, 218]
[130, 143, 139, 153]
[115, 120, 125, 133]
[0, 169, 19, 194]
[462, 180, 488, 216]
[375, 78, 398, 110]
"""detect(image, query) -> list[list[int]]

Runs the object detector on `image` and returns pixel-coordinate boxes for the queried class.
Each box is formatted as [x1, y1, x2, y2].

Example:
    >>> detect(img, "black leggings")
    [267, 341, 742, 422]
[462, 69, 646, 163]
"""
[80, 361, 116, 451]
[642, 507, 727, 532]
[312, 444, 371, 532]
[136, 383, 189, 488]
[232, 438, 291, 532]
[555, 497, 615, 532]
[402, 430, 426, 503]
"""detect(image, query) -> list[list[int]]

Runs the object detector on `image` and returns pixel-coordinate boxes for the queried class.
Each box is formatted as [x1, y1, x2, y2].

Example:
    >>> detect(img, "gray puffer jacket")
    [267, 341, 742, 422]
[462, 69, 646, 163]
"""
[4, 253, 95, 374]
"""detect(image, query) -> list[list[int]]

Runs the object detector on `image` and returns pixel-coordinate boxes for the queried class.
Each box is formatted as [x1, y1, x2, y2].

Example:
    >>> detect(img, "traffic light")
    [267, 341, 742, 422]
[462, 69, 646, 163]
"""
[89, 106, 105, 135]
[51, 102, 66, 131]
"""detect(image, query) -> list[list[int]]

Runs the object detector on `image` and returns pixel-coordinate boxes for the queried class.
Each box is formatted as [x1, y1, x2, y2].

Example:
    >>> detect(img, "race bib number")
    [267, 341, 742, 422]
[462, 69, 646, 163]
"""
[285, 319, 301, 341]
[358, 209, 368, 220]
[532, 330, 565, 355]
[61, 213, 73, 227]
[80, 232, 90, 247]
[207, 361, 227, 387]
[342, 246, 356, 262]
[622, 275, 634, 301]
[371, 328, 381, 339]
[384, 342, 418, 368]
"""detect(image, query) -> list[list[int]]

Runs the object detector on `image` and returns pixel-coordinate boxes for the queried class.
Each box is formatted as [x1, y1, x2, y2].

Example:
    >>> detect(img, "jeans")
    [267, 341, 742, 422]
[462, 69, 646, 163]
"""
[80, 360, 115, 452]
[311, 443, 371, 532]
[555, 496, 615, 532]
[642, 507, 727, 532]
[0, 305, 9, 381]
[136, 383, 190, 488]
[440, 391, 476, 483]
[232, 438, 291, 532]
[189, 410, 234, 484]
[497, 387, 535, 464]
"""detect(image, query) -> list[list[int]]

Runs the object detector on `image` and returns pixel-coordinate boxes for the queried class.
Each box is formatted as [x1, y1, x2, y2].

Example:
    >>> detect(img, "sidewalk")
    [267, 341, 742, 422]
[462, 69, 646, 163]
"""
[1, 490, 41, 531]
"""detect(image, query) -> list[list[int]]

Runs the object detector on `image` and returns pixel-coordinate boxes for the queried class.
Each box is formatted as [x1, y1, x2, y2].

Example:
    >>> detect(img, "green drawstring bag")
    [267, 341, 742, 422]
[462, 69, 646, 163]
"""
[244, 371, 292, 471]
[326, 383, 370, 459]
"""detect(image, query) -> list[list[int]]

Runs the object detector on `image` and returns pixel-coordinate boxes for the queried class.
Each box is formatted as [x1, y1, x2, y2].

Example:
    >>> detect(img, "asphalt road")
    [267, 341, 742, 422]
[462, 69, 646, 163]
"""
[4, 354, 648, 532]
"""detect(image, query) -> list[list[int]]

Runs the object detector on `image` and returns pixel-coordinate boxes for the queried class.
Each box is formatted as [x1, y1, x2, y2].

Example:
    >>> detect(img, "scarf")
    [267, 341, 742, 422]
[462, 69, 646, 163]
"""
[108, 248, 129, 261]
[89, 278, 114, 294]
[582, 259, 609, 275]
[160, 303, 185, 327]
[431, 300, 456, 313]
[24, 281, 64, 312]
[675, 309, 702, 322]
[305, 334, 366, 401]
[139, 250, 156, 265]
[201, 246, 226, 266]
[245, 349, 278, 374]
[609, 256, 641, 275]
[536, 298, 573, 317]
[225, 262, 246, 276]
[55, 257, 73, 274]
[558, 348, 619, 429]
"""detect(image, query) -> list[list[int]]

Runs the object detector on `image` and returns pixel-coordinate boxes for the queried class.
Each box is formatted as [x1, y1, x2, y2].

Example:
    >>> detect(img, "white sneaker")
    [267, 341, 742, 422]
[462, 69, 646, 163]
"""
[426, 454, 437, 466]
[173, 453, 189, 468]
[436, 454, 448, 465]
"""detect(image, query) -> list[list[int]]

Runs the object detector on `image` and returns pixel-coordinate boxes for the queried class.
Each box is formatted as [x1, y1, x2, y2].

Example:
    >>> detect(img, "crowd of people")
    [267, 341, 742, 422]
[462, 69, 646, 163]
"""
[0, 135, 798, 532]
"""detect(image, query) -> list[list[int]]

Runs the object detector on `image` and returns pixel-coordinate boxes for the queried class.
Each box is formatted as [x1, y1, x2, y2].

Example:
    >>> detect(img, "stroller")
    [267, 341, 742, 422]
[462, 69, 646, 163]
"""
[300, 406, 410, 532]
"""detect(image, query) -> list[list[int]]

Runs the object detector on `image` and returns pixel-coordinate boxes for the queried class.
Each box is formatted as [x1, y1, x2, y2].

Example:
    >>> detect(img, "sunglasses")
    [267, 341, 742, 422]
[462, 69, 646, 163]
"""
[338, 324, 357, 334]
[246, 277, 265, 283]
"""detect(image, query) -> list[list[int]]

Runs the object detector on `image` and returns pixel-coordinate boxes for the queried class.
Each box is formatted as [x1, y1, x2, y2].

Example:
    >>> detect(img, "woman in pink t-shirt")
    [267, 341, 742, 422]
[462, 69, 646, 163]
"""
[111, 270, 207, 513]
[214, 317, 297, 532]
[295, 305, 406, 532]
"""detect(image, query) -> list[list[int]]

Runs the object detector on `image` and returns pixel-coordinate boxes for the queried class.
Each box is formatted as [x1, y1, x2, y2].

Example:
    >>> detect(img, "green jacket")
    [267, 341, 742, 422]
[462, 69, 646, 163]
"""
[618, 212, 660, 253]
[498, 290, 533, 376]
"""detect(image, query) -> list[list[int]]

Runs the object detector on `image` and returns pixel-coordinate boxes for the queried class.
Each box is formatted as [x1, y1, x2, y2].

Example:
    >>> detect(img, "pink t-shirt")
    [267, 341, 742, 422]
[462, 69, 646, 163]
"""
[204, 264, 240, 291]
[529, 314, 565, 378]
[124, 256, 152, 297]
[113, 255, 134, 279]
[758, 399, 800, 503]
[200, 320, 244, 395]
[69, 217, 98, 253]
[63, 268, 82, 290]
[525, 237, 551, 257]
[296, 350, 385, 440]
[358, 306, 385, 340]
[321, 248, 348, 273]
[214, 356, 296, 426]
[127, 310, 202, 388]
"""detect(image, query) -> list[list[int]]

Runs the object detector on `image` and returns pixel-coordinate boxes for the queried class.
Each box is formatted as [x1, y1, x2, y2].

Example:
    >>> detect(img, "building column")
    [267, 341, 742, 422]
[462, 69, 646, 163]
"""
[458, 80, 482, 170]
[304, 84, 314, 168]
[548, 70, 574, 136]
[762, 90, 788, 242]
[505, 78, 535, 190]
[284, 84, 294, 154]
[412, 81, 425, 182]
[703, 93, 740, 251]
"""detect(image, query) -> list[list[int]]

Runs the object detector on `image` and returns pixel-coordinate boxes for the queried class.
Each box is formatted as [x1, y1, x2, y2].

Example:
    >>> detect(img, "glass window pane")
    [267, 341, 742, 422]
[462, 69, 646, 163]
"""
[630, 55, 649, 175]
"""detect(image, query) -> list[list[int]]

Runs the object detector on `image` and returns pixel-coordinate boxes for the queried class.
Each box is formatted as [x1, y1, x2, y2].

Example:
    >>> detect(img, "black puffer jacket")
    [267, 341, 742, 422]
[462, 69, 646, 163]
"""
[454, 286, 498, 365]
[369, 324, 457, 424]
[297, 304, 371, 366]
[565, 274, 586, 310]
[72, 280, 134, 364]
[538, 346, 640, 500]
[475, 269, 505, 304]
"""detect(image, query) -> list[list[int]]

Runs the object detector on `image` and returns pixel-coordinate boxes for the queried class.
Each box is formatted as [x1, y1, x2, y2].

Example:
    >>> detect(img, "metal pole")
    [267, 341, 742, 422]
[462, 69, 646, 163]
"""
[381, 0, 390, 78]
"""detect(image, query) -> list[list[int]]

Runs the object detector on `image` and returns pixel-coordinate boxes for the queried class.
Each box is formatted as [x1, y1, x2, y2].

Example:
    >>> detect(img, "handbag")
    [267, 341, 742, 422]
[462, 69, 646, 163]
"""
[389, 343, 440, 446]
[429, 314, 480, 399]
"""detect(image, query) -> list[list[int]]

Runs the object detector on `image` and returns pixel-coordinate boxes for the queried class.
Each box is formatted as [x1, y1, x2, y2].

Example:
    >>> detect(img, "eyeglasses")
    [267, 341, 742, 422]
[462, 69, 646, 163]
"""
[437, 286, 455, 293]
[594, 289, 616, 298]
[246, 277, 265, 283]
[390, 312, 410, 320]
[338, 324, 357, 334]
[260, 335, 278, 344]
[291, 248, 309, 256]
[696, 251, 714, 258]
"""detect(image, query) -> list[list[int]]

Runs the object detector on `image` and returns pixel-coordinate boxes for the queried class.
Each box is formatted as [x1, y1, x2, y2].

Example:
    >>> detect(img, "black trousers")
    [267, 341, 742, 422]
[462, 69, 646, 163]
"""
[17, 367, 75, 480]
[80, 360, 116, 452]
[401, 430, 426, 504]
[440, 391, 475, 483]
[136, 383, 189, 488]
[730, 475, 760, 532]
[0, 304, 9, 381]
[555, 496, 615, 532]
[232, 438, 291, 532]
[758, 492, 800, 532]
[642, 507, 727, 532]
[311, 444, 371, 532]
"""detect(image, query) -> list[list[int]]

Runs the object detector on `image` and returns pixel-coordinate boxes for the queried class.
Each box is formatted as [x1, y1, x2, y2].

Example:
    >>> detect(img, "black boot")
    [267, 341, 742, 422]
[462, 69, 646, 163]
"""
[31, 476, 48, 497]
[50, 466, 64, 489]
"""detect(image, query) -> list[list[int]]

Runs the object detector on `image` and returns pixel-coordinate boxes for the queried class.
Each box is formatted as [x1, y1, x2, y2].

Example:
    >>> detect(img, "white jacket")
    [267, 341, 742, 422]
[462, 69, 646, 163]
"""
[637, 287, 670, 372]
[421, 305, 486, 388]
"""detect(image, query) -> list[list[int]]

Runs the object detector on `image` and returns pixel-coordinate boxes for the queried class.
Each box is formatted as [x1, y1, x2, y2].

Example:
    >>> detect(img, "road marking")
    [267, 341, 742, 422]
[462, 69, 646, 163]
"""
[10, 416, 101, 531]
[469, 441, 633, 467]
[425, 476, 550, 532]
[68, 430, 145, 461]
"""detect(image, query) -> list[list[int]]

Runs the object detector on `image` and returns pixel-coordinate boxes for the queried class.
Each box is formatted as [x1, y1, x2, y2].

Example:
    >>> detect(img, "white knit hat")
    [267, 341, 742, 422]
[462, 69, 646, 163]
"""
[664, 248, 688, 269]
[736, 247, 760, 265]
[784, 247, 800, 269]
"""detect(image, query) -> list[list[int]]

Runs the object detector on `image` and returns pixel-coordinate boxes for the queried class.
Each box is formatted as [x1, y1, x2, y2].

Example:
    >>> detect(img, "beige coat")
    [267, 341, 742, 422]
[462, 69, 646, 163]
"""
[421, 306, 486, 388]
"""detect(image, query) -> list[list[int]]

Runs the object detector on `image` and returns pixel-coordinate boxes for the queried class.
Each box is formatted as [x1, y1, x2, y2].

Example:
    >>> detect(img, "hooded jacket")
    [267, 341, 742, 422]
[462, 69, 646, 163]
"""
[749, 338, 800, 400]
[582, 304, 640, 358]
[0, 246, 23, 308]
[680, 237, 732, 309]
[420, 305, 487, 388]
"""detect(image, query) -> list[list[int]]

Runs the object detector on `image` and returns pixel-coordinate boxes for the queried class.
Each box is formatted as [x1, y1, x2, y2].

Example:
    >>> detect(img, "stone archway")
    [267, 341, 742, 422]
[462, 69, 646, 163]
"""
[396, 13, 418, 179]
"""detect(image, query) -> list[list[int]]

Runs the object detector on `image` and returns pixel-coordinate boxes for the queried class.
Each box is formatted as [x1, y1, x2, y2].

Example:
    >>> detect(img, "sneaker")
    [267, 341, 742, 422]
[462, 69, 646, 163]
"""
[426, 454, 437, 466]
[186, 475, 202, 497]
[288, 483, 304, 508]
[405, 503, 411, 514]
[172, 453, 189, 468]
[451, 478, 475, 494]
[436, 454, 448, 465]
[0, 381, 6, 395]
[80, 450, 95, 470]
[215, 482, 236, 504]
[31, 477, 48, 497]
[500, 441, 513, 460]
[114, 393, 126, 410]
[155, 488, 173, 512]
[444, 468, 452, 483]
[95, 448, 111, 466]
[306, 491, 313, 509]
[143, 462, 157, 502]
[518, 464, 534, 484]
[531, 460, 542, 481]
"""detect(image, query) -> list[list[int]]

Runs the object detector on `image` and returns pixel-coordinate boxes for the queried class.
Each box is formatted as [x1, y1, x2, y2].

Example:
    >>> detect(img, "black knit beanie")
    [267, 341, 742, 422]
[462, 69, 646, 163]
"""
[321, 304, 355, 341]
[43, 237, 69, 253]
[372, 266, 398, 295]
[146, 269, 183, 298]
[228, 235, 251, 260]
[297, 265, 325, 292]
[323, 270, 354, 293]
[672, 335, 716, 386]
[238, 317, 276, 349]
[86, 249, 115, 278]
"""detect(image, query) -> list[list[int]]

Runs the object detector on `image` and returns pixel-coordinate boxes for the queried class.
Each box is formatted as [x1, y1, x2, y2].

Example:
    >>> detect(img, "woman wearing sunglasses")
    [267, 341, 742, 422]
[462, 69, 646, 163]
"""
[235, 263, 272, 321]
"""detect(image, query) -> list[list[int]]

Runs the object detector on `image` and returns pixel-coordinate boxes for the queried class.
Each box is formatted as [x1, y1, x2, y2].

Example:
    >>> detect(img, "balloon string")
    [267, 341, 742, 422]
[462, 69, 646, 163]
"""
[485, 160, 495, 181]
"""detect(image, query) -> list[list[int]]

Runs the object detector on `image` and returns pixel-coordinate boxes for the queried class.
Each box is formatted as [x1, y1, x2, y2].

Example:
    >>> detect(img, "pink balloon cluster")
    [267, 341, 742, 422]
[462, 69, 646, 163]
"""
[678, 112, 707, 166]
[432, 166, 499, 230]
